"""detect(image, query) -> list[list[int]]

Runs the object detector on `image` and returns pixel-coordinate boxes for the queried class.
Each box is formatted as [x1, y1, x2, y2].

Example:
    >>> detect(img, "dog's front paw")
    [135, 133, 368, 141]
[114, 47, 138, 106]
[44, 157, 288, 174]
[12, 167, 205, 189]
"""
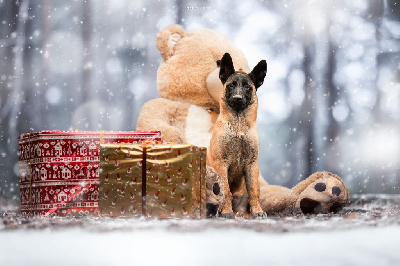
[235, 211, 252, 219]
[250, 205, 264, 216]
[252, 212, 267, 219]
[219, 212, 235, 219]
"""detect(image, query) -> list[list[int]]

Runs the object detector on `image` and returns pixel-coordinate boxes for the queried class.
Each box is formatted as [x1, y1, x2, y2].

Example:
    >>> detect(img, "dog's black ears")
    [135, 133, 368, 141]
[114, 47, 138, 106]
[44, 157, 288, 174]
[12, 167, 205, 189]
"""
[219, 53, 235, 84]
[249, 60, 267, 89]
[220, 53, 267, 89]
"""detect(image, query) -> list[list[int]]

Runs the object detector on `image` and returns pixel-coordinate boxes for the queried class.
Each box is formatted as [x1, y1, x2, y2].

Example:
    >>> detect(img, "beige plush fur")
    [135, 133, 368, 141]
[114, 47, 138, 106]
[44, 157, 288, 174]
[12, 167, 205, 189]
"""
[136, 24, 249, 148]
[206, 166, 224, 216]
[292, 171, 350, 214]
[257, 171, 349, 215]
[137, 24, 350, 216]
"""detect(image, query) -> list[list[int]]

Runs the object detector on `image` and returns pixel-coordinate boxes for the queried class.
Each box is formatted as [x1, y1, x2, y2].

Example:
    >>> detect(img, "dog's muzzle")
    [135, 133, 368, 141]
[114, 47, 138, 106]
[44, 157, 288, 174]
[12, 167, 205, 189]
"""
[227, 86, 251, 112]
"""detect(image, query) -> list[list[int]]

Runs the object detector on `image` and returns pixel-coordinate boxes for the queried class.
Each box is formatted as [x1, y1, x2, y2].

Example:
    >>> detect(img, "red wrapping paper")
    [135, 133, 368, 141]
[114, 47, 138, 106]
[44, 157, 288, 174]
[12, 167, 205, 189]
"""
[18, 130, 161, 217]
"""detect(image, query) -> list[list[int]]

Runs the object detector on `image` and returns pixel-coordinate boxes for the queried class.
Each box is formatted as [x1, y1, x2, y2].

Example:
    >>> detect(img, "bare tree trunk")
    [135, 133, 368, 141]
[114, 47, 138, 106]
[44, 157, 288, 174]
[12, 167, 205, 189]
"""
[176, 0, 184, 25]
[9, 0, 30, 143]
[370, 0, 384, 123]
[370, 0, 388, 191]
[301, 34, 316, 178]
[0, 0, 30, 201]
[81, 0, 92, 126]
[39, 0, 52, 128]
[0, 0, 19, 200]
[327, 23, 339, 145]
[0, 1, 29, 124]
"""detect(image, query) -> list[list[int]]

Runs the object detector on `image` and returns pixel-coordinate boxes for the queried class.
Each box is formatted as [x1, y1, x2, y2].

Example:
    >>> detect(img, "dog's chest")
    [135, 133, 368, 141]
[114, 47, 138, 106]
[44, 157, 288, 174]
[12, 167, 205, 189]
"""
[223, 125, 258, 164]
[224, 133, 257, 181]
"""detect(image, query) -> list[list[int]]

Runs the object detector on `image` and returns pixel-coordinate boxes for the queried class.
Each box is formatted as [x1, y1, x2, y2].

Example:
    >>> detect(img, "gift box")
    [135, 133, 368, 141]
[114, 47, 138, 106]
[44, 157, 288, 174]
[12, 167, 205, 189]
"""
[18, 130, 161, 217]
[99, 143, 207, 219]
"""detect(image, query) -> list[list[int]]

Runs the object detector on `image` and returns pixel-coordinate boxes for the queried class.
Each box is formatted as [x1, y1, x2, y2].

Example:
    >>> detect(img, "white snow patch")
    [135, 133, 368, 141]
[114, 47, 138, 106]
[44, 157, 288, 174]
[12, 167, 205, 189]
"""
[1, 226, 400, 265]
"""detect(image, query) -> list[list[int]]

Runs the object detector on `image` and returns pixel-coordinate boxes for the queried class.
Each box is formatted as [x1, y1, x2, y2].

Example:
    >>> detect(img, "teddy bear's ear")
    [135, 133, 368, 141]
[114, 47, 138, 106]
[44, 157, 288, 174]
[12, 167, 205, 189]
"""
[156, 24, 186, 60]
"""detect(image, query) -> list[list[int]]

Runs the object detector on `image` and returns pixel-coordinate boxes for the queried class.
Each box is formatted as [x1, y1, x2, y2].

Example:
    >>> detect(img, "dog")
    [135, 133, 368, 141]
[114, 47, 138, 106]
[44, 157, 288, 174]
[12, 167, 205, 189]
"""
[207, 53, 267, 218]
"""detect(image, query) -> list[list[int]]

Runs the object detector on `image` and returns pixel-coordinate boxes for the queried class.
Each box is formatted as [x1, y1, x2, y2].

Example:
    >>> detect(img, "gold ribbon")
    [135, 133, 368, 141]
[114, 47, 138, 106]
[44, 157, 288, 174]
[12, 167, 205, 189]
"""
[100, 130, 104, 145]
[141, 144, 147, 216]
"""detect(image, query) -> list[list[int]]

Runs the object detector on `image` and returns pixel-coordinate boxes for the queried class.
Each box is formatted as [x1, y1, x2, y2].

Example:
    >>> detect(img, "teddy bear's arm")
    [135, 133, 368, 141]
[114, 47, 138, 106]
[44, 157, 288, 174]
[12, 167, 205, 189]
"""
[231, 176, 293, 215]
[258, 184, 294, 214]
[136, 98, 191, 144]
[258, 172, 350, 215]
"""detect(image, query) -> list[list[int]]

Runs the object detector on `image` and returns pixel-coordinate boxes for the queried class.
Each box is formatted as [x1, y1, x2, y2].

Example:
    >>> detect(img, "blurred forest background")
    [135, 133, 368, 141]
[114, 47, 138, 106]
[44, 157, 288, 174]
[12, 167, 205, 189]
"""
[0, 0, 399, 202]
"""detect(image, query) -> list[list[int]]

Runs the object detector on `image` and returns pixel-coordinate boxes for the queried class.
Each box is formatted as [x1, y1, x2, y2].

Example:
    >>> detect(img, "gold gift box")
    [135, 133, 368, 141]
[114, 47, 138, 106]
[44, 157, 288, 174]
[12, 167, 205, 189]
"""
[99, 143, 206, 219]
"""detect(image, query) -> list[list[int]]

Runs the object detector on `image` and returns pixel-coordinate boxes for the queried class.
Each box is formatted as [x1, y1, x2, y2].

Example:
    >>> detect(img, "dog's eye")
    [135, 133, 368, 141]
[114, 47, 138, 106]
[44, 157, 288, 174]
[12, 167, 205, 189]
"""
[244, 85, 251, 90]
[227, 83, 234, 89]
[216, 60, 221, 67]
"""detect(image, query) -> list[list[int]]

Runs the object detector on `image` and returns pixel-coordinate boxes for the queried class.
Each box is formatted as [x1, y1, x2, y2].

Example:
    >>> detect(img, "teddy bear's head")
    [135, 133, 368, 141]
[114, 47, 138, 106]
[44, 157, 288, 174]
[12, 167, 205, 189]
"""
[156, 24, 249, 110]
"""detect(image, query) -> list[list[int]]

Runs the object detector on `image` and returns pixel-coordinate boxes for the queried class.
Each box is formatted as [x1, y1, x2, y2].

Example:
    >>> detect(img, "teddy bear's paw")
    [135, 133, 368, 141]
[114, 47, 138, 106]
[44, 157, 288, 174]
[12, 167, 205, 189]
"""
[294, 171, 350, 215]
[205, 166, 224, 218]
[219, 212, 235, 219]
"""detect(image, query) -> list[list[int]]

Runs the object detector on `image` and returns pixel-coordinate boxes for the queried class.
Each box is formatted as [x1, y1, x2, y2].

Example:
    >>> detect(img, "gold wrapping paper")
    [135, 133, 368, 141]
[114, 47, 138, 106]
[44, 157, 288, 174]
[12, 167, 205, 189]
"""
[99, 143, 206, 219]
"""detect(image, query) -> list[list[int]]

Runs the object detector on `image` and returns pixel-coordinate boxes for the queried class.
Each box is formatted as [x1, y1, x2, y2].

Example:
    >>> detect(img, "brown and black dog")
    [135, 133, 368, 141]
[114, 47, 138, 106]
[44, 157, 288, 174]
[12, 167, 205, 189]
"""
[207, 53, 267, 218]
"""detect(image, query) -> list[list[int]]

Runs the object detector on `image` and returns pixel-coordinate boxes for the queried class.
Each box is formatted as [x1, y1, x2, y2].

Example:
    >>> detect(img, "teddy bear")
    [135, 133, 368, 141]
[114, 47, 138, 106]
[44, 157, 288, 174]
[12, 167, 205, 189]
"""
[136, 24, 350, 217]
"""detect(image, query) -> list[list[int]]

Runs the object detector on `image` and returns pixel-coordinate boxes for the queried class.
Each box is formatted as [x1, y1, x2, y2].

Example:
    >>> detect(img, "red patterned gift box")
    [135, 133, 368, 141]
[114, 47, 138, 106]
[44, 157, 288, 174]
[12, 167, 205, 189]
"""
[18, 130, 161, 217]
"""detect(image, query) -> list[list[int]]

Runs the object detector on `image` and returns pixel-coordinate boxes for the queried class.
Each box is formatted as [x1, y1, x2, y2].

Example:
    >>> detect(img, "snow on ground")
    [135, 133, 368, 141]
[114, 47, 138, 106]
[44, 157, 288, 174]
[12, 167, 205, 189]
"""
[0, 194, 399, 265]
[1, 226, 400, 266]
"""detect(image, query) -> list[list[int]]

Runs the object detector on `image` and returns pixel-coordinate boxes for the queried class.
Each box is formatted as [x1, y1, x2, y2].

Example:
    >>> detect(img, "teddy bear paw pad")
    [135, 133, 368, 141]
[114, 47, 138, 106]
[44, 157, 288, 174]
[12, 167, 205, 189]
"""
[206, 203, 220, 218]
[300, 198, 324, 214]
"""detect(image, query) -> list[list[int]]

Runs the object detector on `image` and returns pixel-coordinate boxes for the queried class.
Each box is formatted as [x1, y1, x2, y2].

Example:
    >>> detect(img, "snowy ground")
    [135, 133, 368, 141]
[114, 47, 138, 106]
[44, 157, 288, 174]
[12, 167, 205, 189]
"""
[1, 194, 400, 265]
